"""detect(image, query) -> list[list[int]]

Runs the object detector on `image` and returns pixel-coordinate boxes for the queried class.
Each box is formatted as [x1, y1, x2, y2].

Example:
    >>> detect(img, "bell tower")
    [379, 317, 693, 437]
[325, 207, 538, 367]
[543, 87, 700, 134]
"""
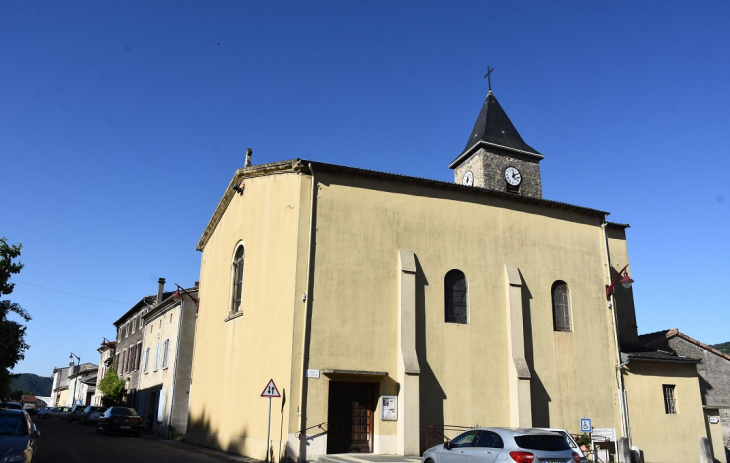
[450, 87, 544, 199]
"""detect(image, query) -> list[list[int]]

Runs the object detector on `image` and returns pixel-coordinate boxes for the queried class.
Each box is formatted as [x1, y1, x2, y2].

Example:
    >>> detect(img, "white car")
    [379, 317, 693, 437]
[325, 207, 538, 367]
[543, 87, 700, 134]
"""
[422, 427, 582, 463]
[535, 428, 588, 463]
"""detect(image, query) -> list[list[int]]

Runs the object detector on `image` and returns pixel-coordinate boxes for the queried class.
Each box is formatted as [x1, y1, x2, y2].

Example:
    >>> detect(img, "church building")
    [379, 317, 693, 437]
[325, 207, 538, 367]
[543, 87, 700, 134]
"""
[186, 87, 714, 463]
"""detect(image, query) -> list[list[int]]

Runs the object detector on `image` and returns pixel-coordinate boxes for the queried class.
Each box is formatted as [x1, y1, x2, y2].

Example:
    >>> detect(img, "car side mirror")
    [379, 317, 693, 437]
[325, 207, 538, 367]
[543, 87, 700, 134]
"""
[444, 441, 453, 450]
[31, 430, 41, 438]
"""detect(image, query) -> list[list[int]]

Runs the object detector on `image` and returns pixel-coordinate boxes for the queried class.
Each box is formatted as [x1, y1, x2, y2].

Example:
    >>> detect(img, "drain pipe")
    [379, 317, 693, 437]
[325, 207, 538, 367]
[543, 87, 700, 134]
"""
[601, 217, 631, 447]
[297, 163, 316, 462]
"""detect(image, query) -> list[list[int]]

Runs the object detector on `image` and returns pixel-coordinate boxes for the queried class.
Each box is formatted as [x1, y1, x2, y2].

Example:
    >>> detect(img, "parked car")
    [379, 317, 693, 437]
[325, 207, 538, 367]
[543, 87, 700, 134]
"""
[36, 407, 50, 417]
[535, 428, 588, 463]
[97, 407, 143, 437]
[421, 427, 581, 463]
[0, 408, 40, 463]
[22, 406, 37, 416]
[0, 402, 23, 410]
[67, 405, 87, 422]
[38, 406, 72, 419]
[79, 406, 107, 425]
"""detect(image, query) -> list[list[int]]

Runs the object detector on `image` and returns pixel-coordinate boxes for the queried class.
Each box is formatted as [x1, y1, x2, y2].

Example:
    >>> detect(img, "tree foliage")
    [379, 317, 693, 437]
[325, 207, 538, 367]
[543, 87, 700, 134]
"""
[0, 238, 31, 399]
[97, 364, 126, 405]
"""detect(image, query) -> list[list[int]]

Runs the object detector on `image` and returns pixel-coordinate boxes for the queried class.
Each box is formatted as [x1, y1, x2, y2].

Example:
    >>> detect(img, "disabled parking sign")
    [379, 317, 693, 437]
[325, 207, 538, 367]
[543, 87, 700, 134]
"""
[580, 418, 592, 433]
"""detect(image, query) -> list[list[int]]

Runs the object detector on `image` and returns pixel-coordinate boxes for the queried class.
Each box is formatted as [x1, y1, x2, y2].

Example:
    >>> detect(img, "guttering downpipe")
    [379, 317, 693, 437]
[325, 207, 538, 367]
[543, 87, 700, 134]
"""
[298, 163, 316, 462]
[601, 217, 631, 445]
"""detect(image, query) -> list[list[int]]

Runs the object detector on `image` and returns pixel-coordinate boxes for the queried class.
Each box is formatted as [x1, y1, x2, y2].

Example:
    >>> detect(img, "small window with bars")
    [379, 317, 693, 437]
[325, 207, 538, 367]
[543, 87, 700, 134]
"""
[663, 384, 677, 414]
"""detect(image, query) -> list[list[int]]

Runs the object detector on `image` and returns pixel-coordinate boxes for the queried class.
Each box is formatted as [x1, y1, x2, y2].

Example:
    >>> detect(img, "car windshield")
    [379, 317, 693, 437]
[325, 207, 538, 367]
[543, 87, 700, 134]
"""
[514, 435, 571, 451]
[111, 408, 139, 416]
[0, 416, 26, 436]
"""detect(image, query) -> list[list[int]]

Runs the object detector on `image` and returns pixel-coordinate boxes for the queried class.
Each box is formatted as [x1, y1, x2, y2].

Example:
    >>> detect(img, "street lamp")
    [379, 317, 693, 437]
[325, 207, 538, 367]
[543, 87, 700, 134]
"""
[69, 352, 80, 407]
[172, 284, 199, 308]
[605, 264, 634, 300]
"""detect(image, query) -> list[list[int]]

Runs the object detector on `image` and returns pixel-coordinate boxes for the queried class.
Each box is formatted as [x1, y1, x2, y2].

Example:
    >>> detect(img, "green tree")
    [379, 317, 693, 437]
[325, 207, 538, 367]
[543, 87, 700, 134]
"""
[97, 364, 126, 405]
[9, 389, 24, 400]
[0, 238, 31, 399]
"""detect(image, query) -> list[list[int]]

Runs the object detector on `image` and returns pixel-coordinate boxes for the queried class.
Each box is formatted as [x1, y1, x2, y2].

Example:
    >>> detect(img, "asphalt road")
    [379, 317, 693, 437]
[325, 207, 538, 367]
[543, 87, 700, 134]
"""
[31, 416, 257, 463]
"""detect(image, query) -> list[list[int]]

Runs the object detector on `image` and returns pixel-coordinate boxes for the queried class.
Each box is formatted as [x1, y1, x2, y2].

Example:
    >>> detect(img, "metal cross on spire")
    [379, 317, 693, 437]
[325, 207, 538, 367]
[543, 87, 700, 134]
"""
[484, 66, 494, 92]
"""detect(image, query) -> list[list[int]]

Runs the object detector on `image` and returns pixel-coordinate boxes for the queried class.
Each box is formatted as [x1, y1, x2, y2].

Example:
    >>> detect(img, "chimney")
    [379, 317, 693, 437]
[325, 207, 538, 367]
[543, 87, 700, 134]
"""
[157, 278, 166, 304]
[244, 148, 253, 168]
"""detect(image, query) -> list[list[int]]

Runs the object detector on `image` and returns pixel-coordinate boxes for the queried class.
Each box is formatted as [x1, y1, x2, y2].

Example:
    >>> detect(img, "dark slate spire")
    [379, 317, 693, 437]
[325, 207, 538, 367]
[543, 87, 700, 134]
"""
[462, 91, 541, 157]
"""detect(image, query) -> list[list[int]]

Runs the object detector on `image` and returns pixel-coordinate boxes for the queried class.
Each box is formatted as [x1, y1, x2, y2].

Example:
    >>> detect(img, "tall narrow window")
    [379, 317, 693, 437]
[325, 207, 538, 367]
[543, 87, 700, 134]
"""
[664, 385, 677, 414]
[444, 270, 468, 324]
[162, 339, 170, 369]
[135, 342, 142, 370]
[143, 348, 150, 373]
[231, 245, 245, 313]
[552, 281, 571, 332]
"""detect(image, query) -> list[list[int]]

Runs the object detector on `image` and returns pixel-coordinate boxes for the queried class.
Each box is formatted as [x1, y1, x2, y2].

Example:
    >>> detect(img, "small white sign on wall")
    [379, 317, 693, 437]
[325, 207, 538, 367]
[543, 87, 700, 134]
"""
[306, 369, 320, 379]
[381, 395, 397, 421]
[710, 416, 720, 424]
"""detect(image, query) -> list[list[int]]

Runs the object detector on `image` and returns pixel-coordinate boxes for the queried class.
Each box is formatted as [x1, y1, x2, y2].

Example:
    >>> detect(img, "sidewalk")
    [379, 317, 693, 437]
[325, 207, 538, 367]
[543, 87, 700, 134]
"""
[142, 434, 264, 463]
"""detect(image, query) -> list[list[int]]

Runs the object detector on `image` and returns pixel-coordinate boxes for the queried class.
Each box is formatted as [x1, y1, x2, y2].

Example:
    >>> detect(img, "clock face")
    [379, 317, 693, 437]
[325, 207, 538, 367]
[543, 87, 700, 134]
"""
[504, 166, 522, 186]
[462, 170, 474, 186]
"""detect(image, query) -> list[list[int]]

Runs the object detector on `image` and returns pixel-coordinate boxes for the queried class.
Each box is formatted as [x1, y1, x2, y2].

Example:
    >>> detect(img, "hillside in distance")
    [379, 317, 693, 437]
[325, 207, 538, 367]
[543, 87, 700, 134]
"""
[712, 342, 730, 355]
[10, 373, 53, 396]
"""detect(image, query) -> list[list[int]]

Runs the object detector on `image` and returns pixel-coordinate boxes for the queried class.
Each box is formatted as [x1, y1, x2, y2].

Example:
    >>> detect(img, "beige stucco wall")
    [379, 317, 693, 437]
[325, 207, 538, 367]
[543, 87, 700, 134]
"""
[302, 170, 621, 451]
[624, 361, 707, 463]
[188, 170, 305, 461]
[191, 163, 713, 462]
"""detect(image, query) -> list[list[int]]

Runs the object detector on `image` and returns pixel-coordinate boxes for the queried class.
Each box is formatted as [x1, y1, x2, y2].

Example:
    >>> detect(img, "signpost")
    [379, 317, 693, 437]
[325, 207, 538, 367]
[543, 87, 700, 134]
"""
[580, 418, 592, 433]
[261, 379, 281, 463]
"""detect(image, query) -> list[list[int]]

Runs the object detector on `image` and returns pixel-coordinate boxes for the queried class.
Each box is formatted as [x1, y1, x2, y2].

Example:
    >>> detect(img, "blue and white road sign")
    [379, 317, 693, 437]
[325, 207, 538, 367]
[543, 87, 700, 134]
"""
[580, 418, 592, 433]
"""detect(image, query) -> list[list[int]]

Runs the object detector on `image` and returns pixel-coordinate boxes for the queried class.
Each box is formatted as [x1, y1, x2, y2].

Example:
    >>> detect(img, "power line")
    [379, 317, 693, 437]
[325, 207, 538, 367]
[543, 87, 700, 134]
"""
[8, 278, 133, 305]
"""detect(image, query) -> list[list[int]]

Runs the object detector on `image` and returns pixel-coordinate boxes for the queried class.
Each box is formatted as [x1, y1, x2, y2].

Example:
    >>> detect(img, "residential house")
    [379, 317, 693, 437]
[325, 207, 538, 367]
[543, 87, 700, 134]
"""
[50, 365, 69, 407]
[639, 328, 730, 462]
[137, 284, 199, 437]
[65, 363, 97, 407]
[113, 278, 171, 409]
[92, 339, 116, 406]
[185, 88, 712, 463]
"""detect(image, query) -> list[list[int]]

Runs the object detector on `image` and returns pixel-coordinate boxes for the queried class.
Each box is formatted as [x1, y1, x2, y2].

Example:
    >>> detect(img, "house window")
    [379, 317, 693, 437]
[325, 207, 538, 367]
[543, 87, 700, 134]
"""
[231, 244, 245, 313]
[135, 342, 142, 370]
[444, 270, 468, 324]
[125, 322, 129, 338]
[664, 385, 677, 414]
[162, 339, 170, 369]
[143, 348, 150, 373]
[552, 281, 571, 332]
[154, 343, 161, 371]
[131, 316, 136, 333]
[140, 314, 144, 329]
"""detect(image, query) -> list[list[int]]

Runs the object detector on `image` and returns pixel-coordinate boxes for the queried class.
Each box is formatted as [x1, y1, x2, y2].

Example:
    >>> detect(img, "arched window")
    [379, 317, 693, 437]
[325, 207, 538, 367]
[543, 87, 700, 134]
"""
[552, 281, 571, 332]
[231, 245, 245, 313]
[445, 270, 468, 324]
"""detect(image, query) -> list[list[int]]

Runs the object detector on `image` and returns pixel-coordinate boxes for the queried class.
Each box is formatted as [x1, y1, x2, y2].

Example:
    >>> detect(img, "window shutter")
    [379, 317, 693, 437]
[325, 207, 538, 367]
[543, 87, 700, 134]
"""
[157, 389, 166, 423]
[154, 343, 160, 370]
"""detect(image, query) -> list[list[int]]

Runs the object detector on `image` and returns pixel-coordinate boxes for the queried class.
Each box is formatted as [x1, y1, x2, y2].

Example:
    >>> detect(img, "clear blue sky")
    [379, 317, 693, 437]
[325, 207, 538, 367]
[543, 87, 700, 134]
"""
[2, 1, 728, 377]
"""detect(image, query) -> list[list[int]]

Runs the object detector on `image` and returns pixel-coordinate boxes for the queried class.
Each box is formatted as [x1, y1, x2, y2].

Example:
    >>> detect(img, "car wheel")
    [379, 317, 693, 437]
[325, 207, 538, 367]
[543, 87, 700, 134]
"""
[42, 414, 49, 419]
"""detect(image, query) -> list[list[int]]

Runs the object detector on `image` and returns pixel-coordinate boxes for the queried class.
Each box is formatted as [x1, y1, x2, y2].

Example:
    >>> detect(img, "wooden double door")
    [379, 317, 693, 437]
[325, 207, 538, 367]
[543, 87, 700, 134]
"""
[327, 381, 375, 454]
